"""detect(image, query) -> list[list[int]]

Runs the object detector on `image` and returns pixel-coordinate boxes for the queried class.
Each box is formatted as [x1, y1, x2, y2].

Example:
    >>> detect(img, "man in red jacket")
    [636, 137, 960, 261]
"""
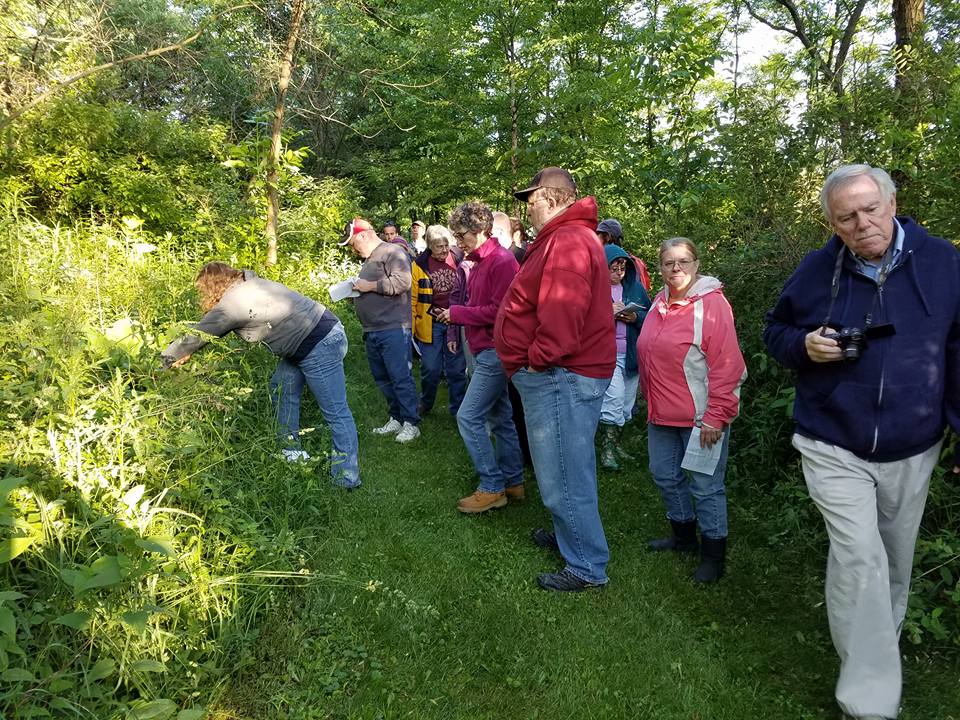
[494, 166, 616, 592]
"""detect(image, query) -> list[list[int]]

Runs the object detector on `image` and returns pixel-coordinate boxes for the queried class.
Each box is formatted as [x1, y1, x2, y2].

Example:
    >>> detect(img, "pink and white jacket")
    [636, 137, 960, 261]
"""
[636, 276, 746, 429]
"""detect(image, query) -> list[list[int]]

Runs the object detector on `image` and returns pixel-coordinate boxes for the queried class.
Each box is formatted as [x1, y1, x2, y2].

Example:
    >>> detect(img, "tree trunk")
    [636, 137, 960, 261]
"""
[265, 0, 307, 267]
[893, 0, 924, 91]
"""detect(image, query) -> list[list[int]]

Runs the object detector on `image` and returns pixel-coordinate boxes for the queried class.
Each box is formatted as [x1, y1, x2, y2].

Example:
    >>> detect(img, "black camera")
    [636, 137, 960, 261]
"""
[823, 323, 896, 362]
[825, 327, 866, 362]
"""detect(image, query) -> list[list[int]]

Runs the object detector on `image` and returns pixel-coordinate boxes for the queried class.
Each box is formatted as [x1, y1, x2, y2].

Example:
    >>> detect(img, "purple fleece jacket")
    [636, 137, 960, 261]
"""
[448, 237, 519, 355]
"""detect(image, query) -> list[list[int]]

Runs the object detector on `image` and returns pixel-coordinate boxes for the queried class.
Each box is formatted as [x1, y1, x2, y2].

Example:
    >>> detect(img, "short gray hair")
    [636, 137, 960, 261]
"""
[425, 224, 454, 248]
[658, 236, 699, 262]
[820, 165, 896, 220]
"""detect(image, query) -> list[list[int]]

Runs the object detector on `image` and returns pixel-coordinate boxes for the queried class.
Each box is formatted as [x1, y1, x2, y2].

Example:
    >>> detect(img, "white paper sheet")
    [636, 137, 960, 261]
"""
[328, 277, 360, 302]
[680, 426, 724, 476]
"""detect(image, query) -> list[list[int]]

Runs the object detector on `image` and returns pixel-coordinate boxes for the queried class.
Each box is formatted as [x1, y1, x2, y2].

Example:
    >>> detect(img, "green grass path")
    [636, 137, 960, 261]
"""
[213, 321, 960, 720]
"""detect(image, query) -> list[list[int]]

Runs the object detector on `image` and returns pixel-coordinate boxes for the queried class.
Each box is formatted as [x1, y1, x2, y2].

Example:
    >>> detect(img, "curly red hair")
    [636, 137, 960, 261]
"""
[195, 262, 243, 312]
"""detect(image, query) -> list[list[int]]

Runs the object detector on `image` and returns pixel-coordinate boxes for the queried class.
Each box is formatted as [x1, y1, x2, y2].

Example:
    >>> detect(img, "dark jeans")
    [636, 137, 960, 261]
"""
[364, 327, 420, 425]
[419, 320, 467, 415]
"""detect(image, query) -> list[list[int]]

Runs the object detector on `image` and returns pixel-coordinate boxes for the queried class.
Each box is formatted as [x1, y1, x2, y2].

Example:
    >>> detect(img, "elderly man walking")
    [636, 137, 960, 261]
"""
[342, 218, 421, 443]
[763, 165, 960, 720]
[495, 166, 616, 592]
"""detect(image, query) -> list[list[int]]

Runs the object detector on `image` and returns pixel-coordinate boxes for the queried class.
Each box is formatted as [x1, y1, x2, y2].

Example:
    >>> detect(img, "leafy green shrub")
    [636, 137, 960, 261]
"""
[0, 213, 358, 718]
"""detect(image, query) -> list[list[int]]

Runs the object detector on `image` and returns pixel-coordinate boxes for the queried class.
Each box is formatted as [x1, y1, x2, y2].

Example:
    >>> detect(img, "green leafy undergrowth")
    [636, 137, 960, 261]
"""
[0, 216, 359, 718]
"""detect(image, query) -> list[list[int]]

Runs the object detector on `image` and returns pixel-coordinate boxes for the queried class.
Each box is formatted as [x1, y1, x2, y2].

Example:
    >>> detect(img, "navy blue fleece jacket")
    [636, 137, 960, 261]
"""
[763, 217, 960, 462]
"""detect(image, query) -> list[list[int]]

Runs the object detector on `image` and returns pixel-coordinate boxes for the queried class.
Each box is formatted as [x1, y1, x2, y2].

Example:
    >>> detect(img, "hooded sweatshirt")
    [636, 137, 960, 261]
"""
[763, 216, 960, 462]
[494, 196, 616, 379]
[636, 276, 746, 428]
[605, 244, 651, 374]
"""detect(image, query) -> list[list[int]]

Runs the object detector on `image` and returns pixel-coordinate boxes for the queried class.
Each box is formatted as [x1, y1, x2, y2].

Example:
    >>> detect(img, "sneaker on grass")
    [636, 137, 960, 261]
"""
[372, 418, 402, 435]
[457, 489, 507, 514]
[531, 527, 559, 552]
[395, 422, 420, 443]
[281, 449, 311, 462]
[537, 568, 604, 592]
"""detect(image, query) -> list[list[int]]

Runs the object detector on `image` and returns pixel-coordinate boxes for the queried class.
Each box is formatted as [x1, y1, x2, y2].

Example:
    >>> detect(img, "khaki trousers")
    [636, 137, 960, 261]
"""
[792, 434, 942, 719]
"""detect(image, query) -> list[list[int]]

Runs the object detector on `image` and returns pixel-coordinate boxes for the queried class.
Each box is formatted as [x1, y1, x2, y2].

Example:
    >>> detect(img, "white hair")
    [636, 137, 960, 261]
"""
[820, 165, 897, 220]
[424, 224, 454, 248]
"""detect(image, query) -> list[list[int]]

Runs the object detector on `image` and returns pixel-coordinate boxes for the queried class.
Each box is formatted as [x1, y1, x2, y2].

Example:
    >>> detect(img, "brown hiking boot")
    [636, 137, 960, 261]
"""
[504, 484, 525, 500]
[457, 489, 507, 514]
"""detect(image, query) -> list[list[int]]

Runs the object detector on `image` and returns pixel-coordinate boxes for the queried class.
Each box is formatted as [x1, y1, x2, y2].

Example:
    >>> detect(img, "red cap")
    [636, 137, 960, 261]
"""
[339, 217, 374, 245]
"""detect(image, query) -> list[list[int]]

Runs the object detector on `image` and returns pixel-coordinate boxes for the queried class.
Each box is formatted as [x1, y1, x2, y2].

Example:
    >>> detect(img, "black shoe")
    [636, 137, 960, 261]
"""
[531, 527, 560, 553]
[693, 537, 726, 584]
[648, 519, 699, 553]
[537, 568, 604, 592]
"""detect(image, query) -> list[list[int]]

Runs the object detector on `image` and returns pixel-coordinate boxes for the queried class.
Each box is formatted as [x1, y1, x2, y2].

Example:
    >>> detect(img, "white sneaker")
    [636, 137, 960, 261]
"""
[395, 422, 421, 443]
[281, 449, 311, 462]
[372, 418, 402, 435]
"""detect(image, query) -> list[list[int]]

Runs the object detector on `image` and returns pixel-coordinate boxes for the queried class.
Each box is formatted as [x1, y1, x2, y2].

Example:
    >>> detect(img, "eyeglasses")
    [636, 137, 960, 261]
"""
[610, 261, 627, 271]
[661, 259, 696, 270]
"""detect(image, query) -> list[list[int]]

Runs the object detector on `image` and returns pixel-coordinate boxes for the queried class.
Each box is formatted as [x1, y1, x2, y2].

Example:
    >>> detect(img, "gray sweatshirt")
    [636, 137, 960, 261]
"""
[354, 241, 413, 332]
[162, 270, 326, 364]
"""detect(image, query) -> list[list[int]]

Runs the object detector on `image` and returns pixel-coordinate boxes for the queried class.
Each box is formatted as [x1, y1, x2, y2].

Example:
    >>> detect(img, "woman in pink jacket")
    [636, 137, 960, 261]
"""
[636, 237, 746, 583]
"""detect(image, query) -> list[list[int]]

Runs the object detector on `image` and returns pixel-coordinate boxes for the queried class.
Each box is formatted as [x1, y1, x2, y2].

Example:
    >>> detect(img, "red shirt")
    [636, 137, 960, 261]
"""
[494, 197, 616, 379]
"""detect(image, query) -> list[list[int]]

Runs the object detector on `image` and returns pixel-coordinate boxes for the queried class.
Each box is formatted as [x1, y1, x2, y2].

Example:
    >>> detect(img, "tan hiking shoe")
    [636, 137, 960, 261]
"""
[504, 484, 525, 500]
[457, 489, 507, 514]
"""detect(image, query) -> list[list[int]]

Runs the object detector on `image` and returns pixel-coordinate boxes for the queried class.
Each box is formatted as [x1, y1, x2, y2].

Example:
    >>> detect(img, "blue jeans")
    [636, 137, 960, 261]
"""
[512, 367, 611, 584]
[420, 320, 467, 415]
[455, 349, 523, 493]
[363, 327, 420, 425]
[600, 352, 640, 427]
[270, 323, 360, 488]
[647, 423, 730, 539]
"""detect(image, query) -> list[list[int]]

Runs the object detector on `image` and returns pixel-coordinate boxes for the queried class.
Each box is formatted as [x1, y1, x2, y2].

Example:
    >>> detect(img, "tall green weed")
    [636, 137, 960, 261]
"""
[0, 211, 359, 718]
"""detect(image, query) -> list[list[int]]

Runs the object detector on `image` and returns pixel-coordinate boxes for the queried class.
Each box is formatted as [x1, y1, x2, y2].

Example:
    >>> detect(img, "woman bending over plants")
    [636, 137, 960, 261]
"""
[162, 261, 360, 488]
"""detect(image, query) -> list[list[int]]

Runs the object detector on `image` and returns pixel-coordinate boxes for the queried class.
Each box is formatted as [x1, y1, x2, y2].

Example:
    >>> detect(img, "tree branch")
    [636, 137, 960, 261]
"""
[0, 3, 253, 130]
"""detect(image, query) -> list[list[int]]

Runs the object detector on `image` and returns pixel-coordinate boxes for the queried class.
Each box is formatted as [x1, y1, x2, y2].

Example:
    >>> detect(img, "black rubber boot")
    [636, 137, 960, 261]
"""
[648, 519, 699, 553]
[693, 536, 726, 584]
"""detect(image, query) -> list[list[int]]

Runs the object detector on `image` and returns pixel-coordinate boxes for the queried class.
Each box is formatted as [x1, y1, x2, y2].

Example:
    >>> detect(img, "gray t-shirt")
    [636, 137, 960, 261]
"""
[354, 241, 412, 332]
[162, 270, 326, 363]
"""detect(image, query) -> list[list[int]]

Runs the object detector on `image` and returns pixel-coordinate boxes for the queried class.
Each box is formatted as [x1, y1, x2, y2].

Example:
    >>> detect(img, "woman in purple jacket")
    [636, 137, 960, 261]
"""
[438, 201, 524, 514]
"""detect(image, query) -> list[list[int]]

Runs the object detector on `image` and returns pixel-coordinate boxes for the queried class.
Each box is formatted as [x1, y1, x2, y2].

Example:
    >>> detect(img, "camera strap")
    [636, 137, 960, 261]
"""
[821, 242, 898, 333]
[820, 247, 847, 332]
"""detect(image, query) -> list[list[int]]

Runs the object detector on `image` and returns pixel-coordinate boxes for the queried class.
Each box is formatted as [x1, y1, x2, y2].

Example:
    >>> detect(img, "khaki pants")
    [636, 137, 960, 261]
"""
[792, 434, 942, 719]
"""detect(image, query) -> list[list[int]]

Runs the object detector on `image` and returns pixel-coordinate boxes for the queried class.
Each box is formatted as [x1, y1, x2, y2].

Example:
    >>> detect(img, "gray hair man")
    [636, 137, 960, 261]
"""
[763, 165, 960, 720]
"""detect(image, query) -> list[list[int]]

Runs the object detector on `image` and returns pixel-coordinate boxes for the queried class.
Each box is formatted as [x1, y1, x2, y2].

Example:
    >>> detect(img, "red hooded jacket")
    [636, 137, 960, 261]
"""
[494, 197, 616, 379]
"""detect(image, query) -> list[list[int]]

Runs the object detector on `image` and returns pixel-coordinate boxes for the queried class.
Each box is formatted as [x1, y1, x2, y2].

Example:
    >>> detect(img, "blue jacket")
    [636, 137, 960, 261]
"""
[763, 217, 960, 462]
[605, 244, 651, 374]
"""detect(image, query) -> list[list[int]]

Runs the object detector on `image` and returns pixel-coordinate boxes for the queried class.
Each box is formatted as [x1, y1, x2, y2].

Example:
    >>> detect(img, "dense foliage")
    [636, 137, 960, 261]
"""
[1, 0, 959, 716]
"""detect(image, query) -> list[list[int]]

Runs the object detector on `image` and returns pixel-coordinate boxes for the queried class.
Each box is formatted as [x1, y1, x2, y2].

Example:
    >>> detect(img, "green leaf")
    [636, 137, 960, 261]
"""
[136, 536, 177, 558]
[121, 610, 151, 633]
[130, 659, 166, 674]
[0, 476, 24, 505]
[176, 710, 206, 720]
[0, 591, 25, 605]
[87, 658, 115, 681]
[0, 606, 16, 637]
[53, 611, 91, 630]
[128, 699, 176, 720]
[78, 556, 122, 592]
[2, 667, 35, 682]
[0, 534, 38, 563]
